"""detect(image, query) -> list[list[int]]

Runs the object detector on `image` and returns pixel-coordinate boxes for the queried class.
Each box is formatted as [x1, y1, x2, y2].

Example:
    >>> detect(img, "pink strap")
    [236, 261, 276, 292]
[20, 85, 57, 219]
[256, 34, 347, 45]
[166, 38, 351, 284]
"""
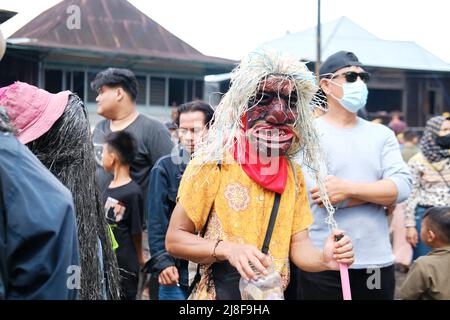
[339, 263, 352, 300]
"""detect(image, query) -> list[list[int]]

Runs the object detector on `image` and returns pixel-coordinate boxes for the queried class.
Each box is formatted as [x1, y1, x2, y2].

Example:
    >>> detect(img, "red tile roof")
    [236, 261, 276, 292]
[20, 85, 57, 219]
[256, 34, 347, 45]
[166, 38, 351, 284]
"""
[10, 0, 235, 67]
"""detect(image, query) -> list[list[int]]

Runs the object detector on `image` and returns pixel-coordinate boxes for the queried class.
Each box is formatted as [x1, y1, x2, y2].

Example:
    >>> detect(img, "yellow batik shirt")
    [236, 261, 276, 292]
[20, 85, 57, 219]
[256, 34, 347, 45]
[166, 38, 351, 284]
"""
[177, 154, 313, 299]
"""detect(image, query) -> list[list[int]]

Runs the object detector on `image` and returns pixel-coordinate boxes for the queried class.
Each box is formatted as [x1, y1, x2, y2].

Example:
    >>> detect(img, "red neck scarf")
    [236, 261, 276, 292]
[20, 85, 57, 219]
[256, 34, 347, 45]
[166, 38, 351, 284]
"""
[233, 135, 288, 194]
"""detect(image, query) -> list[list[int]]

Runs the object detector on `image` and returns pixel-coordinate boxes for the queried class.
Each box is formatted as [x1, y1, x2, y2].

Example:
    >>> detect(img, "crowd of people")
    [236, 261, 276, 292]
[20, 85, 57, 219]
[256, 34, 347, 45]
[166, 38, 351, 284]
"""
[365, 89, 450, 300]
[1, 29, 449, 301]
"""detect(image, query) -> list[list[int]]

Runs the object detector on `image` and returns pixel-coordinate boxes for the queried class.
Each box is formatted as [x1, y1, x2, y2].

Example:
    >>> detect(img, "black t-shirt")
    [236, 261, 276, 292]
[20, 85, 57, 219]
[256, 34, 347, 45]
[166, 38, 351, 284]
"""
[102, 180, 143, 274]
[93, 114, 174, 218]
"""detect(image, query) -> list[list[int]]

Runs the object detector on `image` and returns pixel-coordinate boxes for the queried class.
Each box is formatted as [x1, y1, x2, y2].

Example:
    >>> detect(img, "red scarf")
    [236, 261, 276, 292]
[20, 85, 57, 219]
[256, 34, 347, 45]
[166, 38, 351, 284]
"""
[233, 135, 288, 194]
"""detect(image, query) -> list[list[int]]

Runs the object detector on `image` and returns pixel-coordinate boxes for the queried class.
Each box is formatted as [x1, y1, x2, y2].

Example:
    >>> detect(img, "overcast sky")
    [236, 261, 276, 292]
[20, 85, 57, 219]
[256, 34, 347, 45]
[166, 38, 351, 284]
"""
[1, 0, 450, 63]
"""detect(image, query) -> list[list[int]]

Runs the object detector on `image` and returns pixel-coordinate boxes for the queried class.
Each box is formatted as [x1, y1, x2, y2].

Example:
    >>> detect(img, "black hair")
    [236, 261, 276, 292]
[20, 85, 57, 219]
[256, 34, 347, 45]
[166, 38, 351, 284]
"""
[423, 206, 450, 243]
[403, 130, 418, 142]
[91, 68, 138, 101]
[176, 101, 214, 128]
[0, 108, 15, 133]
[26, 94, 121, 299]
[104, 131, 137, 165]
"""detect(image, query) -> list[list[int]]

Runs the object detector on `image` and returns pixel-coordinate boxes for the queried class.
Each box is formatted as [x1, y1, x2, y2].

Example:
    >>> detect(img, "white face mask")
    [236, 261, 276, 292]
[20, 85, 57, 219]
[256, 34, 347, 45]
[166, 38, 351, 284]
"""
[330, 80, 368, 113]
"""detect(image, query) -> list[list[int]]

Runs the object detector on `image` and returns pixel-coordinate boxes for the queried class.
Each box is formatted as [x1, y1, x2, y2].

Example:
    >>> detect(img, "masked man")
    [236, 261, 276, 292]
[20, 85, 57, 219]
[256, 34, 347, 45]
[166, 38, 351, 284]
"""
[165, 51, 355, 300]
[295, 51, 412, 300]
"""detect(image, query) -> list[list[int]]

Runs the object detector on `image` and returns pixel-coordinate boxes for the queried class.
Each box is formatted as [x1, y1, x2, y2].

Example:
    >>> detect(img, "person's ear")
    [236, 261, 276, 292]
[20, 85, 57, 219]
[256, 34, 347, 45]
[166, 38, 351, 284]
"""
[426, 229, 436, 243]
[109, 152, 117, 166]
[320, 78, 332, 95]
[116, 88, 124, 102]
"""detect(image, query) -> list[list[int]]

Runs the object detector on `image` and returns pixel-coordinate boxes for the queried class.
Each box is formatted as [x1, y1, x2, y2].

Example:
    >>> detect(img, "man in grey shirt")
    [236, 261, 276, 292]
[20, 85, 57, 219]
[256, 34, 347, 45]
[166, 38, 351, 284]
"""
[294, 51, 412, 300]
[91, 68, 173, 220]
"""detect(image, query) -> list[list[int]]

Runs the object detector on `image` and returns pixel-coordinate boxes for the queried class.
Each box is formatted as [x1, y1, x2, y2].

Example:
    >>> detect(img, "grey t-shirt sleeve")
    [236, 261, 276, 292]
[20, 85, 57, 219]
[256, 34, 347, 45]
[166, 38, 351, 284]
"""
[145, 120, 174, 168]
[91, 120, 113, 191]
[380, 129, 412, 203]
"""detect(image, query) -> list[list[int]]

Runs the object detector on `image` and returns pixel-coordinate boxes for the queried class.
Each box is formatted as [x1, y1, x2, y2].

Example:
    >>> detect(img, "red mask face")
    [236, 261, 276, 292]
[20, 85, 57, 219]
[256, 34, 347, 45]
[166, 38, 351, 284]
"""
[246, 76, 298, 156]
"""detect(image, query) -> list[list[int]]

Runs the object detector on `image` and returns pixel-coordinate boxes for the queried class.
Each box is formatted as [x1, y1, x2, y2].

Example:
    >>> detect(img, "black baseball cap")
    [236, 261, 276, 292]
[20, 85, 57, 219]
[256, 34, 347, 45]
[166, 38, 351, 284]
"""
[319, 51, 362, 78]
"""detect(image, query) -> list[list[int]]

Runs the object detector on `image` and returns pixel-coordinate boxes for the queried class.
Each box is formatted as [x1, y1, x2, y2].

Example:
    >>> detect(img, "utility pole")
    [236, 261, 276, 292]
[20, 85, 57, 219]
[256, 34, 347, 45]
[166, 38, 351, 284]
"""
[315, 0, 321, 80]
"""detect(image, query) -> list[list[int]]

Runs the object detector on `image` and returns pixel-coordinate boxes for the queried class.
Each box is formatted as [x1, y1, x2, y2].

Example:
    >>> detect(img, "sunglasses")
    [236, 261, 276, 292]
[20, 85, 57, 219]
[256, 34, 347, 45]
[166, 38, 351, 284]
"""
[332, 71, 371, 83]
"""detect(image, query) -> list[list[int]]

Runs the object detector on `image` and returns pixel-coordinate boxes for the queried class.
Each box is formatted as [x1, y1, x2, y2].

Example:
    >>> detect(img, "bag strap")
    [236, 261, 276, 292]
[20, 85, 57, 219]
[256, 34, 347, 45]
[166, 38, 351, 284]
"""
[190, 162, 283, 294]
[261, 192, 281, 254]
[429, 162, 450, 189]
[261, 159, 295, 254]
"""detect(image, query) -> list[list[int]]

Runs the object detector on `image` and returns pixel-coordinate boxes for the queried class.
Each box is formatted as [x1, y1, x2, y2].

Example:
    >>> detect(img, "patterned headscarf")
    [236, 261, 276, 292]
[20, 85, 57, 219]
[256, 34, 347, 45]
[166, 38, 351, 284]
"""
[420, 115, 450, 163]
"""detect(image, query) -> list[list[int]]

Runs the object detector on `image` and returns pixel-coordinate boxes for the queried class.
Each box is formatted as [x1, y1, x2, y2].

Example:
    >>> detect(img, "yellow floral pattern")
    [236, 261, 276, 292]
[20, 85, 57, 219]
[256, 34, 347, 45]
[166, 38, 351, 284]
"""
[178, 154, 313, 300]
[224, 183, 250, 212]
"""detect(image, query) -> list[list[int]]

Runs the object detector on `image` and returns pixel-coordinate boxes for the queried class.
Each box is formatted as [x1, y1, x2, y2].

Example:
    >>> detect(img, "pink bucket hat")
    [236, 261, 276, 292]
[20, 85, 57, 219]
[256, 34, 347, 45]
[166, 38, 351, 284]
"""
[0, 81, 71, 144]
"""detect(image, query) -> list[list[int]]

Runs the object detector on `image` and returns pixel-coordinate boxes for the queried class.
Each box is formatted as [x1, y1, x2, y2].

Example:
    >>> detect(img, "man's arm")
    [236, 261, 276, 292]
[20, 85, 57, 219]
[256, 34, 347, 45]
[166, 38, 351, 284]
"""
[404, 159, 422, 246]
[147, 162, 179, 284]
[289, 229, 354, 272]
[147, 164, 174, 258]
[378, 130, 412, 204]
[132, 233, 144, 267]
[92, 121, 113, 191]
[310, 176, 399, 207]
[344, 178, 399, 206]
[166, 202, 271, 281]
[311, 130, 412, 208]
[404, 158, 422, 227]
[167, 203, 355, 279]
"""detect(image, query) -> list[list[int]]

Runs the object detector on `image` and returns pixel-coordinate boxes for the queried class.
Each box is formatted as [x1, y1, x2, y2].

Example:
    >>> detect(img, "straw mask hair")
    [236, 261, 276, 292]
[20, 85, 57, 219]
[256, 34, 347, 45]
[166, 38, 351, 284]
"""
[192, 50, 339, 228]
[26, 94, 121, 299]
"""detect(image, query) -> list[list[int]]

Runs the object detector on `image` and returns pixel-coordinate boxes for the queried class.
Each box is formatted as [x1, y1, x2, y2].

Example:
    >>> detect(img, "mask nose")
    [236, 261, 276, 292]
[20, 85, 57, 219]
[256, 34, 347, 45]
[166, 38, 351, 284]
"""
[265, 98, 292, 124]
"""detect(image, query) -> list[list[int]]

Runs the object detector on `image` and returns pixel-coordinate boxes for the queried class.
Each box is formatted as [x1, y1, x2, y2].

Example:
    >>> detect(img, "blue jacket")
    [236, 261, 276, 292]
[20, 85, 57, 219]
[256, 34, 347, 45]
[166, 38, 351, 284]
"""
[147, 148, 189, 287]
[0, 133, 79, 299]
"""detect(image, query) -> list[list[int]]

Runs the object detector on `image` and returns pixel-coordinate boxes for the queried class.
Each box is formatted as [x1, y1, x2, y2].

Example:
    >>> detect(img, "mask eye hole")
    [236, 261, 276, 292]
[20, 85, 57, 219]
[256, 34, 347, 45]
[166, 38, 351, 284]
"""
[288, 94, 298, 108]
[255, 93, 272, 104]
